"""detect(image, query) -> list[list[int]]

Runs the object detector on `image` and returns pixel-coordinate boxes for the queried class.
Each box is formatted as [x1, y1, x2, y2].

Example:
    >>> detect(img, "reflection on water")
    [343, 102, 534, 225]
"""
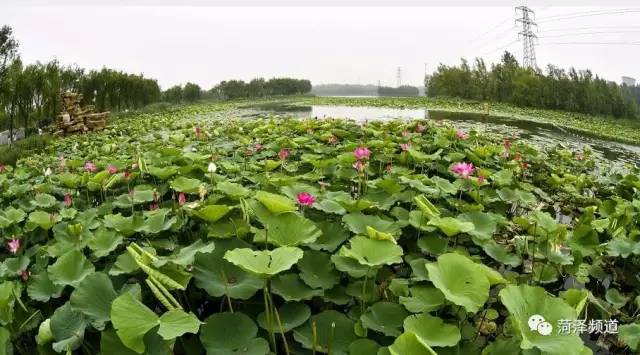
[241, 104, 640, 165]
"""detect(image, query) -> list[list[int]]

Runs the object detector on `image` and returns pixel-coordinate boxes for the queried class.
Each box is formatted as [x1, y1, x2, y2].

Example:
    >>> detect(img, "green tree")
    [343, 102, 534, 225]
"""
[183, 82, 201, 102]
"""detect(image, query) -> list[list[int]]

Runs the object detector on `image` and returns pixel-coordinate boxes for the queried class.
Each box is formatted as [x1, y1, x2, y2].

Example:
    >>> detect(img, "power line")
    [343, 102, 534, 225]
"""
[470, 16, 513, 43]
[481, 39, 519, 56]
[540, 26, 640, 33]
[539, 30, 640, 39]
[539, 7, 640, 20]
[539, 41, 640, 46]
[537, 9, 640, 23]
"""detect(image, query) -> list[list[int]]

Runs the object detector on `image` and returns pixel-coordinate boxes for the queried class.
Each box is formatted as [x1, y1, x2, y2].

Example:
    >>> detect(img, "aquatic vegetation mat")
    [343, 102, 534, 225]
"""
[0, 101, 639, 354]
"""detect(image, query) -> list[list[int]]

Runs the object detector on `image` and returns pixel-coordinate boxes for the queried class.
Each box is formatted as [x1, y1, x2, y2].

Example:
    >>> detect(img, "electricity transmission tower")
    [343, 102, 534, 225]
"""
[515, 6, 538, 68]
[396, 67, 402, 87]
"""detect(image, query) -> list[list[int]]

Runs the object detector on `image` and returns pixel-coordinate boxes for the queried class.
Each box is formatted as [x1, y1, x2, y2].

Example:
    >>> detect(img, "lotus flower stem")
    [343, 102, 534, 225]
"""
[220, 270, 234, 313]
[311, 320, 318, 355]
[473, 309, 488, 341]
[263, 285, 277, 352]
[529, 222, 538, 284]
[267, 290, 290, 355]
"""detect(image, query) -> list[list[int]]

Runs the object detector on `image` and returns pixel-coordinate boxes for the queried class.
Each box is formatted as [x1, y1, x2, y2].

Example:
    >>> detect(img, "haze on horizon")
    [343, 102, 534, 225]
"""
[1, 5, 639, 90]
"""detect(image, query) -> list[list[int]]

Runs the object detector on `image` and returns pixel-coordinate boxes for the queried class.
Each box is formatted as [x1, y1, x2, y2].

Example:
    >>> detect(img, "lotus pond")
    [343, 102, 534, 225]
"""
[1, 100, 640, 355]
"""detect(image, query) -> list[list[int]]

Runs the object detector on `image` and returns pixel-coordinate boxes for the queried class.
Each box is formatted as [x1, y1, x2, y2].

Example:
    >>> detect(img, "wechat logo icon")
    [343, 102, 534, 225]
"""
[528, 314, 553, 336]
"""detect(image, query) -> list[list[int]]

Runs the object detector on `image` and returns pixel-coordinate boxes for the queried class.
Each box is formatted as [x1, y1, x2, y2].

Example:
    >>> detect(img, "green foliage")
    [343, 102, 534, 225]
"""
[428, 52, 639, 118]
[0, 98, 637, 355]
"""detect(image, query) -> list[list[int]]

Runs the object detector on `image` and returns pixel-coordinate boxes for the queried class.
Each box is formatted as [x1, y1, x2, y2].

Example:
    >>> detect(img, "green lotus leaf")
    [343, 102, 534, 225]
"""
[308, 220, 349, 252]
[194, 239, 265, 300]
[190, 204, 231, 223]
[69, 272, 117, 327]
[216, 181, 250, 199]
[425, 253, 491, 313]
[27, 210, 61, 230]
[349, 339, 381, 355]
[560, 289, 589, 315]
[360, 302, 408, 337]
[48, 250, 96, 287]
[35, 318, 53, 345]
[388, 332, 437, 355]
[199, 312, 269, 355]
[0, 207, 26, 227]
[271, 273, 323, 301]
[298, 250, 341, 290]
[87, 228, 123, 258]
[619, 323, 640, 351]
[223, 247, 303, 277]
[148, 166, 178, 180]
[414, 195, 440, 218]
[110, 292, 159, 353]
[427, 216, 474, 237]
[157, 309, 202, 339]
[50, 302, 88, 353]
[254, 191, 296, 213]
[153, 239, 215, 267]
[338, 235, 403, 267]
[342, 213, 401, 236]
[458, 211, 498, 240]
[399, 285, 445, 313]
[103, 213, 145, 236]
[27, 272, 65, 302]
[259, 212, 322, 246]
[0, 281, 19, 325]
[33, 193, 57, 208]
[140, 208, 177, 234]
[403, 313, 461, 347]
[257, 302, 311, 333]
[605, 288, 629, 309]
[293, 310, 357, 355]
[170, 176, 203, 194]
[481, 241, 522, 267]
[331, 254, 372, 278]
[499, 284, 585, 355]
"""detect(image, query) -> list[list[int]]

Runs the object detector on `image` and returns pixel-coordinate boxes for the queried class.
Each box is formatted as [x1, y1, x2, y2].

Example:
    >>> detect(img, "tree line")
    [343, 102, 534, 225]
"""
[0, 26, 161, 135]
[427, 52, 639, 119]
[162, 78, 312, 102]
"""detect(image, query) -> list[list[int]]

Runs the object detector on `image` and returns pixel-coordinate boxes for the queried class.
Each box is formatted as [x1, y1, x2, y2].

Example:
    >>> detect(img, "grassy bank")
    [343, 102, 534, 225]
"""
[302, 96, 640, 145]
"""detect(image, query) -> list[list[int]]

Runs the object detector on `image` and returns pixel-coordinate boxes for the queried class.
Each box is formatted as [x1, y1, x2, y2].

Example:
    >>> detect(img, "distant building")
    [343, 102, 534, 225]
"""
[622, 76, 636, 86]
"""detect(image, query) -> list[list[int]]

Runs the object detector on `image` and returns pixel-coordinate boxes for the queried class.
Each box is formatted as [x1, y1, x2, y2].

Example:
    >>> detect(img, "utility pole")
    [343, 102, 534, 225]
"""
[396, 67, 402, 87]
[515, 6, 538, 69]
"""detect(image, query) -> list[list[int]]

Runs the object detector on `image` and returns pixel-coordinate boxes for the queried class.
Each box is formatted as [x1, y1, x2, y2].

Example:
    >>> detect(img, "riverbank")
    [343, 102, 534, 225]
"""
[300, 96, 640, 145]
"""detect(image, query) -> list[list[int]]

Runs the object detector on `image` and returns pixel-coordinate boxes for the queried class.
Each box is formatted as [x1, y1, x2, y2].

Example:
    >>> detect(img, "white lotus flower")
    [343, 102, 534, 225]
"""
[207, 162, 217, 173]
[44, 167, 52, 177]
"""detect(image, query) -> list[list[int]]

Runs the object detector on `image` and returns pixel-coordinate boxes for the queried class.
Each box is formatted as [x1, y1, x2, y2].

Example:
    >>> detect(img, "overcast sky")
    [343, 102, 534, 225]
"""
[1, 5, 639, 89]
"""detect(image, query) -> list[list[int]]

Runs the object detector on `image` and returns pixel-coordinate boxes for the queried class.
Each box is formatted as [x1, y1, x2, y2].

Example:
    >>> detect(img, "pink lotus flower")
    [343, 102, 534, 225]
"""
[297, 192, 315, 206]
[575, 153, 585, 161]
[400, 143, 411, 151]
[7, 238, 20, 254]
[415, 124, 426, 133]
[0, 165, 5, 173]
[149, 202, 158, 211]
[451, 162, 475, 179]
[107, 164, 118, 174]
[278, 148, 289, 161]
[124, 171, 132, 181]
[353, 146, 370, 160]
[352, 160, 365, 172]
[20, 270, 29, 281]
[254, 143, 263, 151]
[64, 194, 73, 207]
[478, 174, 485, 184]
[84, 161, 97, 173]
[195, 127, 202, 136]
[455, 130, 469, 140]
[178, 192, 186, 206]
[328, 136, 338, 145]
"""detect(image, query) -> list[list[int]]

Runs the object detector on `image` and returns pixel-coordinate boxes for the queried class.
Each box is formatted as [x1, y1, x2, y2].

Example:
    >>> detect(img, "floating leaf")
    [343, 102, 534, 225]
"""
[200, 312, 269, 355]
